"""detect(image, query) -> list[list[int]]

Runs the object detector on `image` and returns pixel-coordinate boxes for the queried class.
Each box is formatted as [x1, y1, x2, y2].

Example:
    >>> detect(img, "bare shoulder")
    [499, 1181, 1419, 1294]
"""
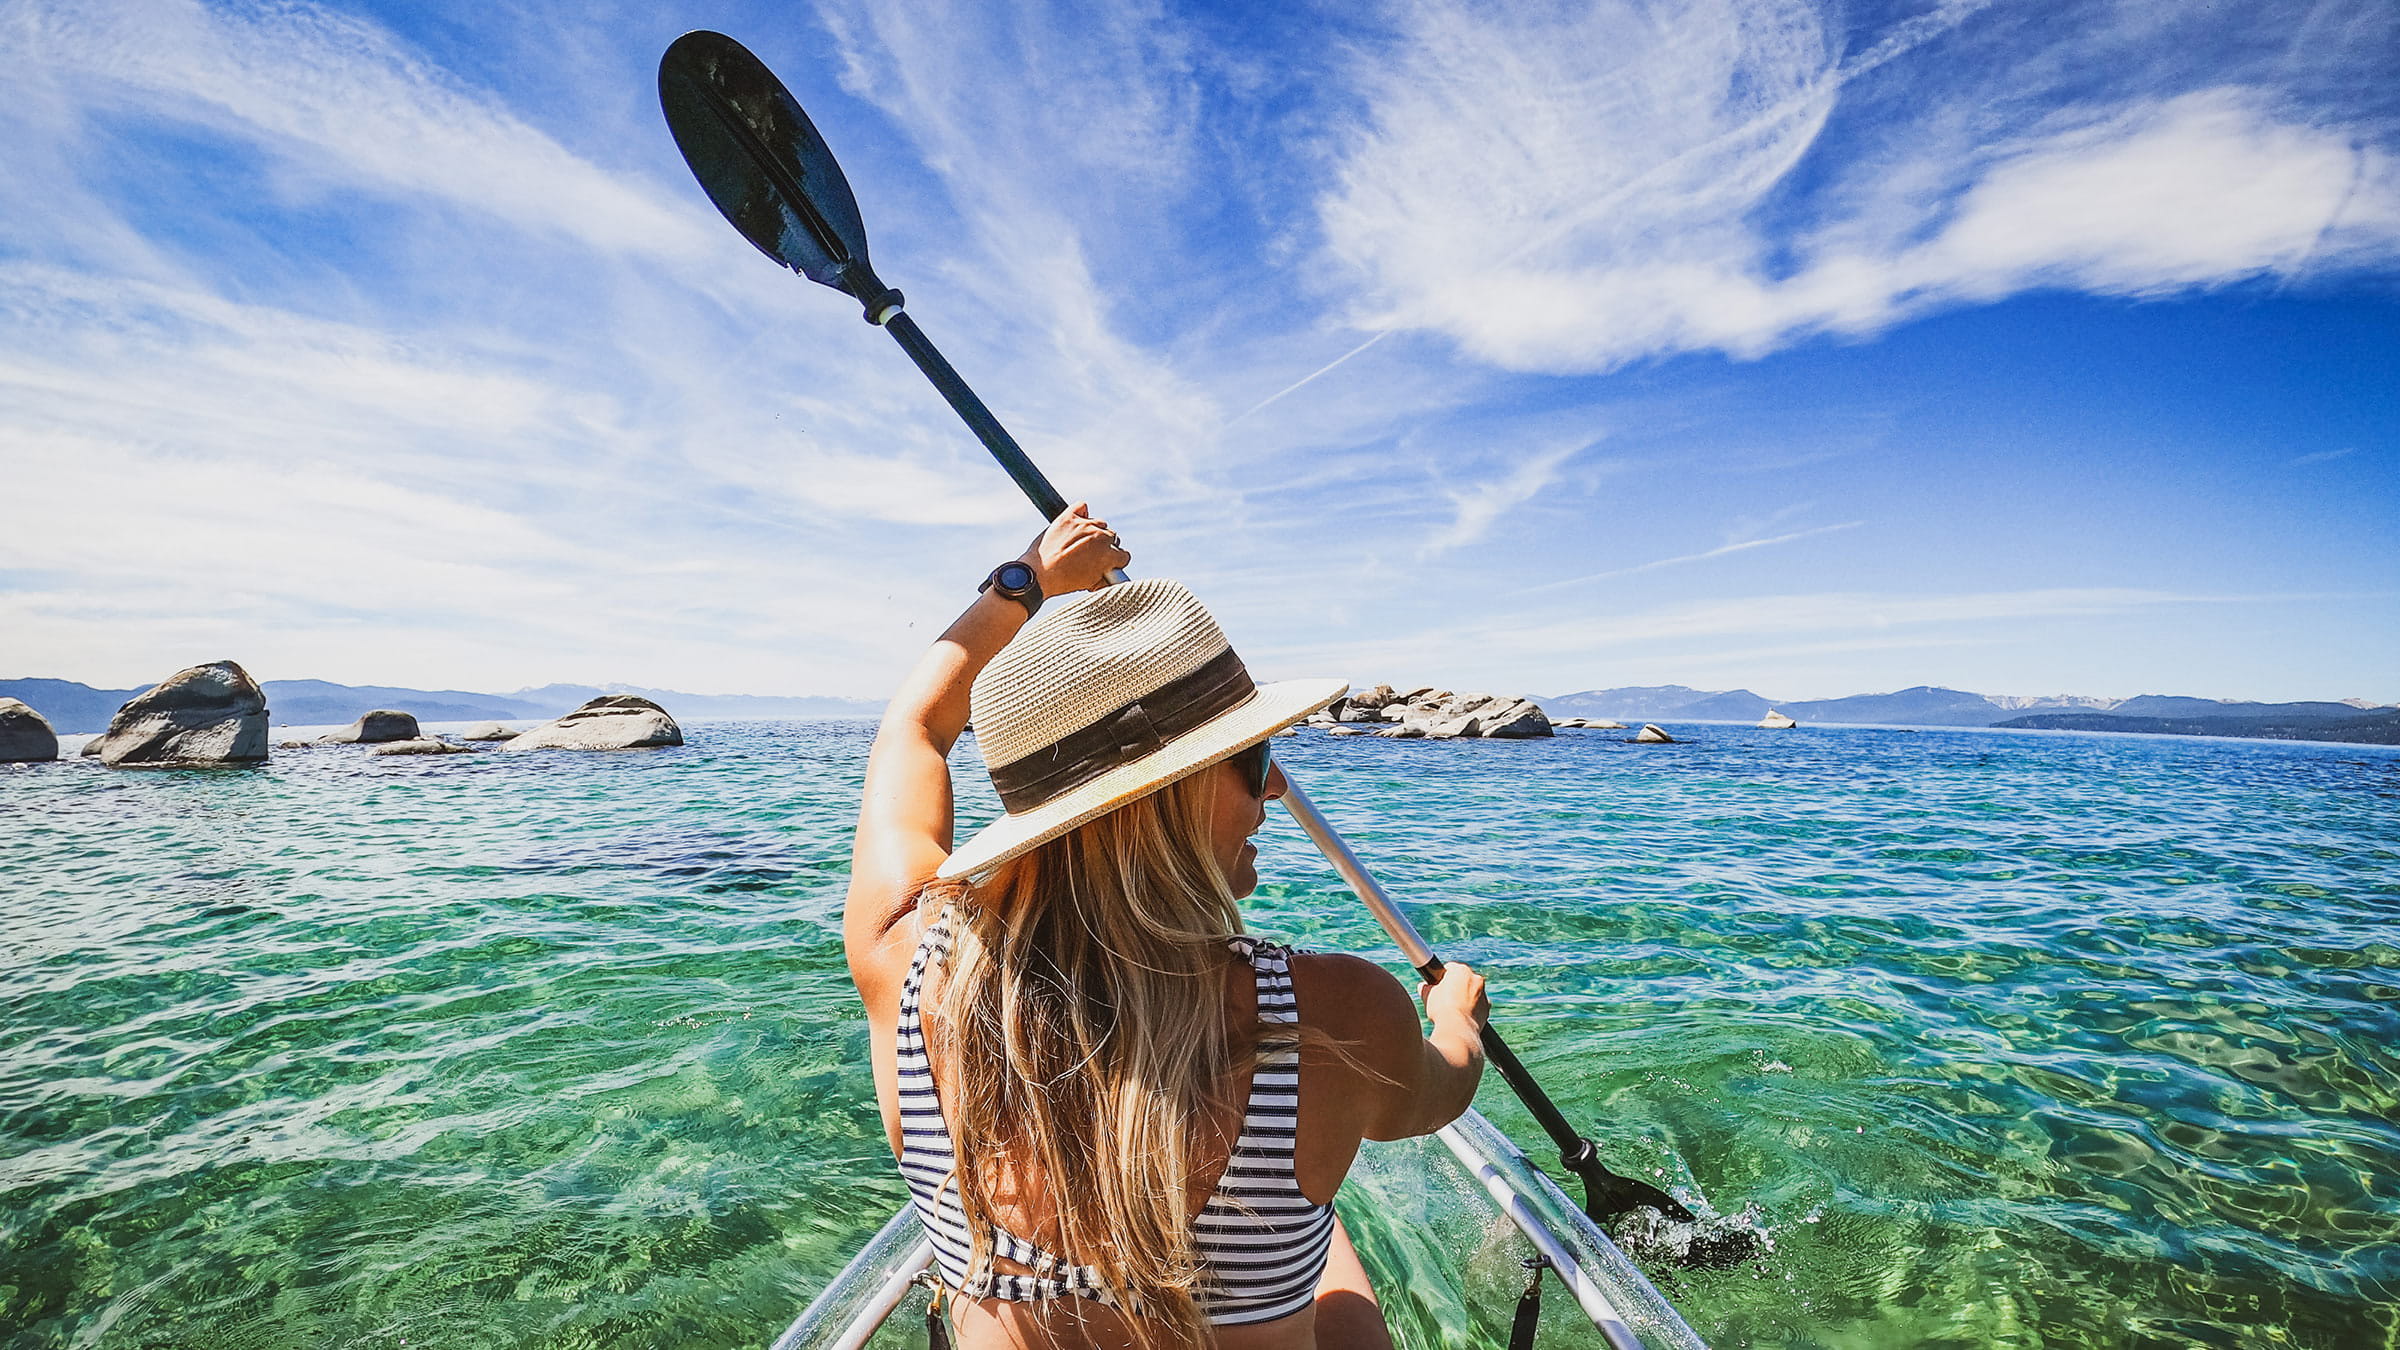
[1286, 952, 1431, 1180]
[1287, 952, 1421, 1066]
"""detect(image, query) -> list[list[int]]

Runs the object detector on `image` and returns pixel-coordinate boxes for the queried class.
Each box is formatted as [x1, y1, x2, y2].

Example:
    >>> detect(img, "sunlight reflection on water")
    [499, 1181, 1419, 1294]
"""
[2, 720, 2394, 1348]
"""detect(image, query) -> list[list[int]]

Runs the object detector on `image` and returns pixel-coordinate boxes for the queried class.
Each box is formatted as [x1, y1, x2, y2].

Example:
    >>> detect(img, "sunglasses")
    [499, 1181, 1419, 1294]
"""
[1227, 741, 1274, 798]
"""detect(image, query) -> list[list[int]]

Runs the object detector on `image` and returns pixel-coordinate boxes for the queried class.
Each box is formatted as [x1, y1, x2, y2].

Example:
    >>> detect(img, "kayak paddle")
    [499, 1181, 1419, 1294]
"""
[657, 29, 1750, 1257]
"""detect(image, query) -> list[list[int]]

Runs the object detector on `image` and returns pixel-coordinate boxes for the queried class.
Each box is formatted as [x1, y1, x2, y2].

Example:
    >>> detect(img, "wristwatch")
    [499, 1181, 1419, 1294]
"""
[979, 561, 1043, 618]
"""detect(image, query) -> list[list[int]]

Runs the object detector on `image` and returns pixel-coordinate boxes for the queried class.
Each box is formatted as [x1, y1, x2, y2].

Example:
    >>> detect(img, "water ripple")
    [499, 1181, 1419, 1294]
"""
[2, 721, 2393, 1347]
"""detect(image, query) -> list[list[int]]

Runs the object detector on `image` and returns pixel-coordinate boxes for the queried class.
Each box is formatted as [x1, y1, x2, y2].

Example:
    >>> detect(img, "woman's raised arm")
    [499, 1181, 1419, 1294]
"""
[844, 506, 1128, 965]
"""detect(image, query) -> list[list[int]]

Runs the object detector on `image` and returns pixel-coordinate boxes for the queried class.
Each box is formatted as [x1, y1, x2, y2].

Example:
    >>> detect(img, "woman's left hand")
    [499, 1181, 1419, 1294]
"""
[1021, 502, 1130, 595]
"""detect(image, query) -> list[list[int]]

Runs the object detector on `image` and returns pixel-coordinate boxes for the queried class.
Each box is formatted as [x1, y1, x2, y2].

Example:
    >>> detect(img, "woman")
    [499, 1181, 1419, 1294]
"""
[847, 505, 1490, 1348]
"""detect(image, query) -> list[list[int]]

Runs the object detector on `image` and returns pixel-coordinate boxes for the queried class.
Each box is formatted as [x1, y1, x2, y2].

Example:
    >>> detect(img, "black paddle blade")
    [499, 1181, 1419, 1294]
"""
[1565, 1142, 1763, 1268]
[658, 30, 901, 321]
[1565, 1140, 1697, 1226]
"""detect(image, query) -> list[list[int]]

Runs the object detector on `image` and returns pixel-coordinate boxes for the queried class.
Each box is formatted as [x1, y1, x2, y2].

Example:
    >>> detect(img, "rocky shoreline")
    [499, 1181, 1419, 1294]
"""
[1297, 685, 1701, 743]
[2, 660, 685, 768]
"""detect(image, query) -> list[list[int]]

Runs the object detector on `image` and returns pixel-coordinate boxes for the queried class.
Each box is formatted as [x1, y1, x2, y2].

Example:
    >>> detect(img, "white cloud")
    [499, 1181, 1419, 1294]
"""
[2, 0, 710, 261]
[1867, 90, 2395, 306]
[1317, 2, 2400, 371]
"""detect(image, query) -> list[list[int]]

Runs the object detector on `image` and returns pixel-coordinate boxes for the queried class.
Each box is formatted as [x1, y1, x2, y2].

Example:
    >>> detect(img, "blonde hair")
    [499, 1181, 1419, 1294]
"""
[922, 767, 1269, 1345]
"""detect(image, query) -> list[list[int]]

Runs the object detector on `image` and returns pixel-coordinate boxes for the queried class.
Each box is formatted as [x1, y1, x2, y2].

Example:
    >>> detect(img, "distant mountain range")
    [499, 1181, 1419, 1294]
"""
[10, 674, 2393, 745]
[1991, 709, 2400, 745]
[1538, 684, 2398, 743]
[0, 677, 882, 734]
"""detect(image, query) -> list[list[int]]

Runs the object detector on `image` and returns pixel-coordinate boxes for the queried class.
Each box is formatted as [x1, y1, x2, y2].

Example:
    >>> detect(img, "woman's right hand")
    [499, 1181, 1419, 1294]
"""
[1419, 962, 1489, 1034]
[1021, 502, 1129, 595]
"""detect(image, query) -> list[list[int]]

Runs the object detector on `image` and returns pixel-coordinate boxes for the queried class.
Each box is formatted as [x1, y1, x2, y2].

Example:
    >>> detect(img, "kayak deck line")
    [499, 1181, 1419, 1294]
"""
[765, 1107, 1707, 1350]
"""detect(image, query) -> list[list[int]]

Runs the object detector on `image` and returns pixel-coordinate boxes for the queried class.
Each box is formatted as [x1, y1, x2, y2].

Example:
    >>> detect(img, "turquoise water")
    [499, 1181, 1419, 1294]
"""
[3, 721, 2394, 1348]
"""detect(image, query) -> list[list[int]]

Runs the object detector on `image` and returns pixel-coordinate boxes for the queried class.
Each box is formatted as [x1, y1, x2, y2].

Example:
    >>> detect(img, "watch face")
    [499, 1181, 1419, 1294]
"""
[995, 561, 1035, 593]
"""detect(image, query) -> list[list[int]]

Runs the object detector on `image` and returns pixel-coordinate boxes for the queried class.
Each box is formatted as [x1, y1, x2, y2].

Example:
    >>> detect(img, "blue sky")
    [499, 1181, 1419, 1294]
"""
[1, 0, 2393, 703]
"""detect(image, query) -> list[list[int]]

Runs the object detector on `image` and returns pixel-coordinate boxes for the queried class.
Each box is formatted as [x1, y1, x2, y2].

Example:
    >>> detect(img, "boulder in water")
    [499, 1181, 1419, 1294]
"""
[461, 722, 521, 741]
[503, 695, 683, 752]
[1327, 725, 1368, 737]
[1757, 709, 1798, 729]
[1347, 683, 1400, 713]
[1478, 698, 1554, 739]
[1398, 691, 1554, 739]
[0, 698, 59, 762]
[85, 661, 269, 767]
[1633, 724, 1676, 744]
[323, 710, 419, 743]
[1588, 719, 1628, 730]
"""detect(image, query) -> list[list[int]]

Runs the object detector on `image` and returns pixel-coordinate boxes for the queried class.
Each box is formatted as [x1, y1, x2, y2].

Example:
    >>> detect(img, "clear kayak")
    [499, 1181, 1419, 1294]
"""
[766, 1107, 1707, 1350]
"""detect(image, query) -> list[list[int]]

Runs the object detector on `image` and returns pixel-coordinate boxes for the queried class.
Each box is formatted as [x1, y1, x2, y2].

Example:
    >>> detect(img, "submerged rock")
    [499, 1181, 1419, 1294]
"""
[1633, 724, 1676, 744]
[503, 696, 683, 752]
[1757, 709, 1798, 729]
[85, 661, 269, 767]
[0, 698, 59, 762]
[372, 738, 479, 756]
[461, 722, 521, 741]
[324, 710, 420, 744]
[1327, 725, 1369, 737]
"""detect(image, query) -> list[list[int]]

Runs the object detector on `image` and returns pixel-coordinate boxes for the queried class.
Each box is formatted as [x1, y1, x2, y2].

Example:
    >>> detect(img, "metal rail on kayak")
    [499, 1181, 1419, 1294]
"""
[1435, 1110, 1707, 1350]
[764, 1107, 1706, 1350]
[766, 1206, 932, 1350]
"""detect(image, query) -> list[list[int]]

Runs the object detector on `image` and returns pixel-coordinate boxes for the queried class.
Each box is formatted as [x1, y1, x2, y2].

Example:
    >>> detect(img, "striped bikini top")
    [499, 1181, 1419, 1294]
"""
[893, 920, 1337, 1327]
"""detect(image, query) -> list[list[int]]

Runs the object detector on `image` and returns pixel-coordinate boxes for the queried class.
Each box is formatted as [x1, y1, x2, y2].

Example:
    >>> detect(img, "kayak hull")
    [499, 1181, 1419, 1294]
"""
[767, 1108, 1706, 1350]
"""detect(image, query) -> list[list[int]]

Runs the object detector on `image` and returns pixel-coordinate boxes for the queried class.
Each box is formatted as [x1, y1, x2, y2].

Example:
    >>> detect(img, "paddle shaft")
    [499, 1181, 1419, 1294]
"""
[1280, 782, 1694, 1225]
[872, 304, 1687, 1226]
[1280, 780, 1585, 1136]
[884, 313, 1069, 521]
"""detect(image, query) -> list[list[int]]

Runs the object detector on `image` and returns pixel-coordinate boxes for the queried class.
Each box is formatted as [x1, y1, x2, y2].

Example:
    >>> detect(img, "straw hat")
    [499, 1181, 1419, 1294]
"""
[938, 578, 1346, 881]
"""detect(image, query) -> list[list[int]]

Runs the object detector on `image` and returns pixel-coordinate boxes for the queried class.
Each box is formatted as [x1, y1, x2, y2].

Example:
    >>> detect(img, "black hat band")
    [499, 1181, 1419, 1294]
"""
[987, 647, 1255, 812]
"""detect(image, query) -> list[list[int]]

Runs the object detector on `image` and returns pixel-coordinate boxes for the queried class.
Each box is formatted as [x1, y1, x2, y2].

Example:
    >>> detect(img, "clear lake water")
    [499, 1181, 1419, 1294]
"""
[2, 720, 2394, 1348]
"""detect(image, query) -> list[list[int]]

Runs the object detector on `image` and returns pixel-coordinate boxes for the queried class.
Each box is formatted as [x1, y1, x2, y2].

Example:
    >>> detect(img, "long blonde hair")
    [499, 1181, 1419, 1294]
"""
[921, 767, 1267, 1344]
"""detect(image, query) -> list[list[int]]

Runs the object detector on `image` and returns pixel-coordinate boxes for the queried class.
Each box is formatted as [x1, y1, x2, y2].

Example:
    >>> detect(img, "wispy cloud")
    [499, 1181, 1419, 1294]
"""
[1260, 586, 2234, 682]
[6, 0, 710, 262]
[1316, 1, 2400, 371]
[1421, 441, 1585, 555]
[2290, 446, 2359, 466]
[1520, 520, 1863, 594]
